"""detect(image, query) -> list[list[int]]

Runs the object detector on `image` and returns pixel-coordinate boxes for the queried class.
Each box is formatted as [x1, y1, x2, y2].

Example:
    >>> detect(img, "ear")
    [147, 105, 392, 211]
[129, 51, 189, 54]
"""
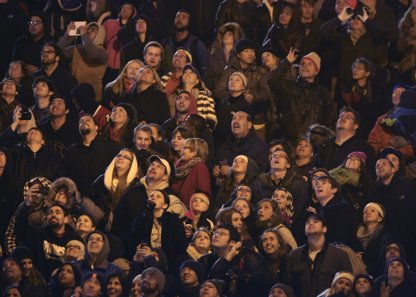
[330, 187, 338, 195]
[63, 215, 69, 224]
[247, 121, 253, 130]
[65, 109, 70, 114]
[48, 91, 53, 96]
[162, 203, 168, 210]
[286, 162, 291, 169]
[322, 226, 327, 234]
[377, 217, 382, 223]
[353, 123, 359, 130]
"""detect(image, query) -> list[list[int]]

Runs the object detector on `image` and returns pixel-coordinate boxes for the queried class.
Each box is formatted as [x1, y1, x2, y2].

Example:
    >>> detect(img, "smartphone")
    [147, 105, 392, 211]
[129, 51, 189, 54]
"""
[69, 21, 87, 36]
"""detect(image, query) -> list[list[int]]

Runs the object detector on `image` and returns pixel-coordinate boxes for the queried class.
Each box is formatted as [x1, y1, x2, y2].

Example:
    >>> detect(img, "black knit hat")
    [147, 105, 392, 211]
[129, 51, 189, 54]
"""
[32, 76, 55, 93]
[10, 246, 33, 261]
[179, 260, 204, 283]
[235, 38, 256, 54]
[115, 103, 138, 123]
[71, 83, 98, 114]
[204, 279, 225, 296]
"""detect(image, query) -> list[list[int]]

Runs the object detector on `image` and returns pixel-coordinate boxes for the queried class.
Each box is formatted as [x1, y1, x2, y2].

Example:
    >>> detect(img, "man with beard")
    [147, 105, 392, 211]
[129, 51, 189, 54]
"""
[140, 267, 166, 297]
[64, 114, 120, 197]
[317, 106, 375, 170]
[163, 10, 209, 76]
[33, 42, 78, 101]
[14, 203, 81, 277]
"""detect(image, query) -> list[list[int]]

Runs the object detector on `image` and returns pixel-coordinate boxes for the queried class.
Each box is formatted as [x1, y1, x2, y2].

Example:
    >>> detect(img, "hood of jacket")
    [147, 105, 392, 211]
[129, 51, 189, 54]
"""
[104, 152, 139, 190]
[87, 22, 106, 46]
[47, 177, 80, 209]
[85, 230, 110, 268]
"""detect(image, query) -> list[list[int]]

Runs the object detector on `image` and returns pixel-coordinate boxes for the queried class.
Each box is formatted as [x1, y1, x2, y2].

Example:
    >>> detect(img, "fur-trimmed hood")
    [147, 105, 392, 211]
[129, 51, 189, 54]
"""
[47, 177, 81, 209]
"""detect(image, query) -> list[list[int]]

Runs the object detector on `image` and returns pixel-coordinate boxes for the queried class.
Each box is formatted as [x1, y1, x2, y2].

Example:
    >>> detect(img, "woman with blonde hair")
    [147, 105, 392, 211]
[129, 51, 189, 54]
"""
[171, 138, 211, 207]
[205, 22, 245, 90]
[127, 65, 170, 125]
[91, 148, 140, 230]
[103, 59, 144, 108]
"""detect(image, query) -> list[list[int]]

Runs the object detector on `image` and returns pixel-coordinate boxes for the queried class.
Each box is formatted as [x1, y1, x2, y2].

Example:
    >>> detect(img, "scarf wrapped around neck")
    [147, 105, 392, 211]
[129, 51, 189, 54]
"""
[174, 157, 204, 179]
[356, 223, 384, 250]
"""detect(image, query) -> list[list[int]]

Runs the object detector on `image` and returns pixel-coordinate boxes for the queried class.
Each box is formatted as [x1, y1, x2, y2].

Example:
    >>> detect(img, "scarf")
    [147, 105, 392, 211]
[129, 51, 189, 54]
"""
[174, 157, 204, 179]
[356, 223, 384, 250]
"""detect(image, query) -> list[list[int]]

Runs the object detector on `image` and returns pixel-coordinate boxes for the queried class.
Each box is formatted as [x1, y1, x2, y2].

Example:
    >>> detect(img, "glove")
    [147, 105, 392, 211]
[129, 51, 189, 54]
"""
[338, 6, 353, 23]
[358, 7, 369, 22]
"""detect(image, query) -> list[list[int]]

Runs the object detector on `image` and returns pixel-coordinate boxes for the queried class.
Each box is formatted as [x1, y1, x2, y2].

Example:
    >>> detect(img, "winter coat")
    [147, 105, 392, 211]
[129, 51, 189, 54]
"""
[205, 50, 237, 92]
[287, 242, 353, 297]
[126, 85, 170, 125]
[268, 58, 335, 142]
[0, 96, 19, 134]
[216, 129, 269, 171]
[58, 22, 108, 101]
[12, 34, 49, 69]
[64, 135, 120, 197]
[130, 211, 188, 274]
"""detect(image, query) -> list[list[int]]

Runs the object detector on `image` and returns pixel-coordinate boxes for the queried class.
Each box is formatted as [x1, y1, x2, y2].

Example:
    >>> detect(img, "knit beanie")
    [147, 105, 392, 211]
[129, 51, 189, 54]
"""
[235, 38, 256, 54]
[180, 260, 204, 283]
[82, 272, 105, 289]
[364, 202, 385, 220]
[183, 64, 201, 81]
[230, 72, 248, 89]
[269, 283, 295, 297]
[175, 48, 193, 63]
[142, 267, 166, 292]
[11, 246, 33, 261]
[205, 279, 225, 296]
[399, 89, 416, 109]
[115, 103, 138, 123]
[379, 148, 402, 162]
[144, 41, 164, 58]
[347, 151, 367, 165]
[260, 45, 283, 59]
[353, 274, 375, 290]
[331, 271, 355, 286]
[66, 239, 86, 257]
[301, 52, 321, 73]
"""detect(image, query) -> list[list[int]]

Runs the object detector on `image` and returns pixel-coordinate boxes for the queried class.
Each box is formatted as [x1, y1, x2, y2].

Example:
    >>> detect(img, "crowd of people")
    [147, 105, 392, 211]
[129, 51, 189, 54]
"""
[1, 0, 416, 296]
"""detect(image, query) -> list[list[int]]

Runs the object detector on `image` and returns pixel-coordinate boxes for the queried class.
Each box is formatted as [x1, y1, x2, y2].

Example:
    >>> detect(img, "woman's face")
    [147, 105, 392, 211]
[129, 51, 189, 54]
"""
[137, 67, 155, 85]
[76, 215, 95, 234]
[352, 62, 370, 81]
[234, 200, 251, 218]
[311, 171, 327, 190]
[272, 190, 288, 211]
[295, 139, 313, 159]
[114, 150, 133, 174]
[232, 156, 248, 174]
[0, 151, 6, 177]
[107, 276, 123, 297]
[171, 132, 186, 153]
[111, 106, 129, 125]
[130, 278, 141, 297]
[262, 231, 280, 254]
[194, 231, 211, 251]
[135, 18, 147, 34]
[191, 194, 209, 213]
[363, 205, 381, 224]
[6, 287, 22, 297]
[231, 212, 244, 233]
[333, 278, 353, 295]
[345, 155, 362, 171]
[262, 52, 279, 70]
[180, 141, 197, 161]
[58, 264, 75, 287]
[53, 191, 68, 206]
[222, 30, 234, 44]
[354, 278, 372, 295]
[279, 7, 293, 27]
[228, 74, 245, 93]
[182, 69, 199, 85]
[258, 201, 274, 221]
[125, 61, 142, 80]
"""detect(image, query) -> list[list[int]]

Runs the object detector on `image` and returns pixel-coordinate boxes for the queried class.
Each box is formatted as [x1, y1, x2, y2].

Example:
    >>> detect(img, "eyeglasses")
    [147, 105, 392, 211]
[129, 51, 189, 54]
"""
[116, 153, 132, 162]
[213, 230, 230, 237]
[272, 153, 288, 160]
[28, 20, 43, 25]
[237, 187, 251, 193]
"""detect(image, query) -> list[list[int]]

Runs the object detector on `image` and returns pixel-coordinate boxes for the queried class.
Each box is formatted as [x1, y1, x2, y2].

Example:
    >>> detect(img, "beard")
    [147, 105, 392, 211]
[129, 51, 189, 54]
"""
[80, 127, 91, 135]
[175, 23, 188, 32]
[140, 282, 158, 294]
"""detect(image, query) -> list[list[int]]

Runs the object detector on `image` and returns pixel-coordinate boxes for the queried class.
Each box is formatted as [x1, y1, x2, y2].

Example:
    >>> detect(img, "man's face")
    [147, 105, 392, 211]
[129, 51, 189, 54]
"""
[269, 287, 289, 297]
[1, 80, 17, 97]
[336, 111, 358, 132]
[137, 67, 155, 84]
[147, 161, 167, 182]
[385, 153, 400, 172]
[238, 49, 256, 65]
[49, 98, 67, 117]
[28, 16, 45, 38]
[299, 59, 317, 80]
[261, 52, 279, 70]
[79, 116, 98, 135]
[385, 245, 401, 262]
[2, 259, 22, 282]
[180, 267, 199, 287]
[33, 81, 52, 98]
[41, 46, 59, 66]
[305, 217, 326, 236]
[314, 178, 337, 201]
[388, 261, 405, 281]
[82, 278, 102, 297]
[46, 205, 67, 227]
[174, 11, 190, 31]
[270, 150, 290, 171]
[231, 112, 252, 139]
[140, 272, 159, 294]
[182, 69, 199, 85]
[134, 130, 152, 150]
[87, 233, 105, 256]
[301, 1, 314, 19]
[352, 62, 370, 81]
[200, 281, 219, 297]
[375, 159, 395, 180]
[211, 228, 231, 249]
[144, 46, 162, 68]
[26, 129, 44, 145]
[136, 18, 147, 34]
[176, 93, 191, 113]
[148, 191, 167, 210]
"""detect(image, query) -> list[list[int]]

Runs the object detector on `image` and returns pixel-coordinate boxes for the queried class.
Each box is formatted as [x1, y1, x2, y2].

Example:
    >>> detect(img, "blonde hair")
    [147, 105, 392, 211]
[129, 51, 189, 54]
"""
[137, 65, 163, 91]
[105, 59, 144, 95]
[184, 138, 209, 161]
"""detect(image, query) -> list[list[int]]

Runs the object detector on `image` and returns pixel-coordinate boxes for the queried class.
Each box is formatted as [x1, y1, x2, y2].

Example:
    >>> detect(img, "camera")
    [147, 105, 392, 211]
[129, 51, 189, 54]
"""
[20, 106, 32, 120]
